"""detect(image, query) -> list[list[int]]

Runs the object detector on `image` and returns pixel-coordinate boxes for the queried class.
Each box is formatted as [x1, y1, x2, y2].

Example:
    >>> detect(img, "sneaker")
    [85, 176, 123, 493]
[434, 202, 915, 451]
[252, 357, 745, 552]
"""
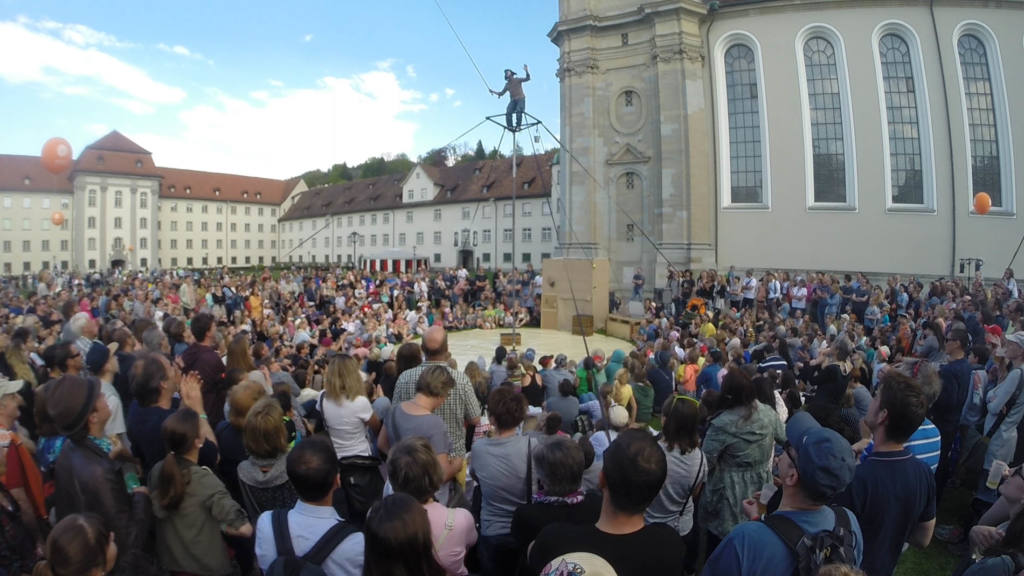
[934, 524, 964, 544]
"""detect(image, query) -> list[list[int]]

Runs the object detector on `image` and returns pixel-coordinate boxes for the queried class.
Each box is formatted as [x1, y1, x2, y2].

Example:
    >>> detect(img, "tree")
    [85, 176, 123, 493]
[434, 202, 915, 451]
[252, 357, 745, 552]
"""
[474, 139, 487, 160]
[419, 146, 450, 168]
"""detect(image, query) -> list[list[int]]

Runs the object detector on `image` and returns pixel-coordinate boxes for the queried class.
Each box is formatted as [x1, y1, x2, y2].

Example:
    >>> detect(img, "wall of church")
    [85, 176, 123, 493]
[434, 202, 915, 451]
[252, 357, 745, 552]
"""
[711, 1, 1024, 276]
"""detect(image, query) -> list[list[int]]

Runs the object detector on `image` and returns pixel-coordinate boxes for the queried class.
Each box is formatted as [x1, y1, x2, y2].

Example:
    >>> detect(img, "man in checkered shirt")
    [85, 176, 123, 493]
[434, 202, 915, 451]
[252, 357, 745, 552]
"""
[392, 325, 481, 458]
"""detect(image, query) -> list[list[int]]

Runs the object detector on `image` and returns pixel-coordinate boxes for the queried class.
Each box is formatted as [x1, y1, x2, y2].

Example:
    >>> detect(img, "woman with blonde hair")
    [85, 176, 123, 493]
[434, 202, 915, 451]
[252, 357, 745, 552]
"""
[214, 380, 266, 501]
[225, 333, 256, 373]
[610, 368, 637, 424]
[318, 354, 382, 459]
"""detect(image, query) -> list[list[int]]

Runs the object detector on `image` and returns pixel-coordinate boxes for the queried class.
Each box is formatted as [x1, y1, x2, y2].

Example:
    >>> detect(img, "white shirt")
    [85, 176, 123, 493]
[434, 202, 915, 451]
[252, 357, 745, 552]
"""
[742, 277, 758, 299]
[790, 286, 808, 309]
[255, 501, 364, 576]
[318, 392, 373, 458]
[101, 379, 127, 439]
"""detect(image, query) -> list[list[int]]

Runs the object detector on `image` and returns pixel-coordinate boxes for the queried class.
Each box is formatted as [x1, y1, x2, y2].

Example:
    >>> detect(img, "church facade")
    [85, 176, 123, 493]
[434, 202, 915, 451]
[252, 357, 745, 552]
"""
[550, 0, 1024, 287]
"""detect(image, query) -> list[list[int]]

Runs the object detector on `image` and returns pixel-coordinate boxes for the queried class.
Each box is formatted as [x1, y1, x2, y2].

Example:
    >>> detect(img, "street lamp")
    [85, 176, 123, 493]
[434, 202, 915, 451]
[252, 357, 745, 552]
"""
[349, 231, 363, 268]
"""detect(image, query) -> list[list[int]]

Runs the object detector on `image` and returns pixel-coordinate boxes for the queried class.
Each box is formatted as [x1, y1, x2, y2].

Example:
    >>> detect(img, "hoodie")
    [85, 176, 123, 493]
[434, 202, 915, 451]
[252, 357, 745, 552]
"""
[604, 349, 627, 383]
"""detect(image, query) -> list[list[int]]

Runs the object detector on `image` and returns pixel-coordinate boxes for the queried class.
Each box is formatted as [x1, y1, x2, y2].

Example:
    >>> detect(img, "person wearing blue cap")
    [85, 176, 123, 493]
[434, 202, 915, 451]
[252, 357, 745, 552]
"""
[703, 411, 863, 576]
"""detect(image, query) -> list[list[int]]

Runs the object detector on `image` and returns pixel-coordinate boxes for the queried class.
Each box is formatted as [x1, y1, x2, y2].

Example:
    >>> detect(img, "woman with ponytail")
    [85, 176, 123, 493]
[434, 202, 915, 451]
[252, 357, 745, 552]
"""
[150, 408, 252, 575]
[33, 513, 116, 576]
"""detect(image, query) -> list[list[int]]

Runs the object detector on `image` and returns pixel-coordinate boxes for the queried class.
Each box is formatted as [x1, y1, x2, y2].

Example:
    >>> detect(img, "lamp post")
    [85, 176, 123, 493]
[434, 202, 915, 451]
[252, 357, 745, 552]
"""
[349, 231, 362, 268]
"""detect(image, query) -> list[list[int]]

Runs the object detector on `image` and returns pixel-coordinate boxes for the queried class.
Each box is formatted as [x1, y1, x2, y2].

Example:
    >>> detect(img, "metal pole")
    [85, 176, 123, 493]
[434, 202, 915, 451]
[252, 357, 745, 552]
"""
[511, 129, 517, 351]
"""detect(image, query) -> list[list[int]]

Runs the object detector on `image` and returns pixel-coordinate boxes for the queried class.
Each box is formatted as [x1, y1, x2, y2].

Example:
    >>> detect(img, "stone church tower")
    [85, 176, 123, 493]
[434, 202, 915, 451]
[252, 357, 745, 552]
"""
[549, 0, 715, 290]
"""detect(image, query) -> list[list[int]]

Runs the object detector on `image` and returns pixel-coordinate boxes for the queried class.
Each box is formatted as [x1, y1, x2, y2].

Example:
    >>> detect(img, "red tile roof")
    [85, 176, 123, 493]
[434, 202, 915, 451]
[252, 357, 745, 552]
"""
[159, 167, 297, 205]
[0, 155, 73, 193]
[279, 152, 555, 221]
[84, 130, 151, 154]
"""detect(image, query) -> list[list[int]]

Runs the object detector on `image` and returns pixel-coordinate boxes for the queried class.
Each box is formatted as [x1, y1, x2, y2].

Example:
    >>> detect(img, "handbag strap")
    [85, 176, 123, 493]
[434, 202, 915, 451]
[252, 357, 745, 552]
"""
[986, 369, 1024, 439]
[680, 450, 705, 517]
[525, 437, 533, 505]
[435, 507, 456, 549]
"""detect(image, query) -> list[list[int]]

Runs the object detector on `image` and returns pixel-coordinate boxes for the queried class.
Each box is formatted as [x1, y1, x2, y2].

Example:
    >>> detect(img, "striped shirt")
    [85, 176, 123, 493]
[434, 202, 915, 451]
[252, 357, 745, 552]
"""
[861, 417, 941, 473]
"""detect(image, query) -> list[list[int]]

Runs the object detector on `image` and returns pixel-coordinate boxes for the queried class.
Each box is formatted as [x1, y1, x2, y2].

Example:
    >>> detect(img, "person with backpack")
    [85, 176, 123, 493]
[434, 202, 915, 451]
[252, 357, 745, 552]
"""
[703, 410, 862, 576]
[254, 437, 364, 576]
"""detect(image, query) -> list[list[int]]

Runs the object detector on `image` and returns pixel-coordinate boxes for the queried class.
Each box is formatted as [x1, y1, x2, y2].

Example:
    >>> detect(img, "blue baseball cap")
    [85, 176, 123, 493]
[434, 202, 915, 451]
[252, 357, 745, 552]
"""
[786, 411, 856, 501]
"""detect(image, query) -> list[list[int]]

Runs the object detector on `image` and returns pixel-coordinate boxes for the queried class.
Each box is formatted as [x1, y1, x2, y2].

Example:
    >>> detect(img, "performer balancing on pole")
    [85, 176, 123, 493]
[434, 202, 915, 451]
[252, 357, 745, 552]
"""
[490, 64, 530, 131]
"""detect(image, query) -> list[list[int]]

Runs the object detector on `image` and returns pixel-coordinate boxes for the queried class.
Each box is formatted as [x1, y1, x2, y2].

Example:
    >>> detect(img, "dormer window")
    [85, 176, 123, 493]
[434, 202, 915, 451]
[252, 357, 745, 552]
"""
[242, 191, 248, 198]
[446, 190, 453, 198]
[135, 159, 143, 168]
[23, 177, 30, 186]
[96, 155, 105, 166]
[482, 186, 489, 194]
[185, 187, 191, 195]
[255, 192, 261, 199]
[523, 182, 530, 190]
[474, 168, 481, 175]
[214, 189, 220, 196]
[169, 185, 176, 193]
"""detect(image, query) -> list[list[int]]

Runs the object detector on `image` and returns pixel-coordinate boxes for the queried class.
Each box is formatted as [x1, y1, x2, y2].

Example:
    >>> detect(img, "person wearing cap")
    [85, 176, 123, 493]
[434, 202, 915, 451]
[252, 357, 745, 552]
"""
[703, 411, 863, 575]
[975, 332, 1024, 505]
[529, 430, 684, 576]
[542, 354, 574, 404]
[835, 368, 936, 576]
[85, 340, 128, 448]
[0, 377, 45, 550]
[49, 374, 153, 574]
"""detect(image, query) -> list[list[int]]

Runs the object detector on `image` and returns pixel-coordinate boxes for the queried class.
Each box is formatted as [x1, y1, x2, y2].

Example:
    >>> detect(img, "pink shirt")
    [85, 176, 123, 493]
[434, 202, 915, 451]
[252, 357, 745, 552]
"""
[425, 501, 477, 576]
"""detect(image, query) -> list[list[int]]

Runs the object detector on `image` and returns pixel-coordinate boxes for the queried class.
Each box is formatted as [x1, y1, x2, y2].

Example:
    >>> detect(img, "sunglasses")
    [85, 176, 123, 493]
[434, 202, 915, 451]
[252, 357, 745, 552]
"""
[669, 394, 700, 413]
[782, 441, 799, 464]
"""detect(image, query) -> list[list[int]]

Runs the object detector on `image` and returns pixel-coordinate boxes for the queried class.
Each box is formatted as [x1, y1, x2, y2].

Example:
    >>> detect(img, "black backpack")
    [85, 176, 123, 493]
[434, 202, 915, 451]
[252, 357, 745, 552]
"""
[763, 506, 857, 576]
[265, 509, 360, 576]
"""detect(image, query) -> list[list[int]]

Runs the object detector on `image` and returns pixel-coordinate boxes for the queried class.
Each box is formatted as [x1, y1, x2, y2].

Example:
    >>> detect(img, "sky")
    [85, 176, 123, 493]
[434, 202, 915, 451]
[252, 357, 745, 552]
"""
[0, 1, 561, 179]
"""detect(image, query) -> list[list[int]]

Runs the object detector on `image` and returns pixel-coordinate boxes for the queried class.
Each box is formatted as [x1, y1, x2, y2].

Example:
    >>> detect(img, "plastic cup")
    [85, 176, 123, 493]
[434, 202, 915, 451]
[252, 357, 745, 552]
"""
[758, 482, 778, 515]
[987, 460, 1009, 489]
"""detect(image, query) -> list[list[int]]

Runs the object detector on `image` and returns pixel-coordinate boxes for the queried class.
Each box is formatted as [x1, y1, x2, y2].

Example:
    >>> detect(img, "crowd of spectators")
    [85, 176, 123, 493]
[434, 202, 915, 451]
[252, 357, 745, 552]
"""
[0, 262, 1020, 576]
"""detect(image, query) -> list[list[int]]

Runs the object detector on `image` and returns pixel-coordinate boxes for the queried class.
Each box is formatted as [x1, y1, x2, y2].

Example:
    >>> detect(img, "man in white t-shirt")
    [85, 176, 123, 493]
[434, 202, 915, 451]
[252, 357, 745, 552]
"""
[766, 272, 782, 318]
[790, 277, 809, 312]
[741, 270, 758, 310]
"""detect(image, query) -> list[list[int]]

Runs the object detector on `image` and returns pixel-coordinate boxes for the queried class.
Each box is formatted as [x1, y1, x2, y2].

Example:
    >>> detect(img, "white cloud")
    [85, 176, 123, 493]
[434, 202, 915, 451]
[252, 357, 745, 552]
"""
[84, 123, 110, 137]
[0, 18, 186, 108]
[428, 92, 439, 103]
[158, 42, 213, 65]
[19, 16, 132, 48]
[453, 100, 462, 108]
[444, 88, 455, 98]
[135, 68, 425, 178]
[268, 79, 284, 87]
[405, 64, 416, 78]
[303, 33, 314, 42]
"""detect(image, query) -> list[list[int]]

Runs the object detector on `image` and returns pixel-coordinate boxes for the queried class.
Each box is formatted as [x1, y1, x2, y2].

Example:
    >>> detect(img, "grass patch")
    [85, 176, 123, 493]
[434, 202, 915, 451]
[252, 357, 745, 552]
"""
[893, 483, 973, 576]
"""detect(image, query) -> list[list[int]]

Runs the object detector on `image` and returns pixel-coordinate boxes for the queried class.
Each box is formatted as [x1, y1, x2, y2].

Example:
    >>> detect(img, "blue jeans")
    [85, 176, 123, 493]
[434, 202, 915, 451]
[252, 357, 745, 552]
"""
[506, 98, 525, 129]
[477, 533, 520, 576]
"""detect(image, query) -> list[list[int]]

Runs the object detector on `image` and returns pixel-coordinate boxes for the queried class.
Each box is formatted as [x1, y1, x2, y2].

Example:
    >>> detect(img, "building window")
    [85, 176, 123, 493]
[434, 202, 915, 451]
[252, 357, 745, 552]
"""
[113, 217, 122, 229]
[231, 206, 237, 215]
[88, 190, 97, 207]
[244, 206, 250, 216]
[399, 233, 407, 246]
[186, 221, 194, 232]
[1, 198, 9, 208]
[383, 233, 390, 247]
[139, 192, 147, 209]
[87, 238, 96, 250]
[216, 205, 223, 214]
[201, 204, 208, 214]
[799, 27, 856, 208]
[186, 239, 193, 249]
[416, 232, 424, 245]
[371, 214, 377, 225]
[22, 240, 30, 252]
[503, 204, 513, 217]
[87, 216, 96, 229]
[88, 258, 96, 269]
[230, 223, 237, 232]
[875, 26, 934, 211]
[483, 205, 493, 219]
[347, 216, 353, 226]
[170, 202, 178, 212]
[21, 218, 29, 231]
[200, 222, 207, 232]
[462, 207, 471, 220]
[433, 231, 442, 245]
[503, 228, 513, 243]
[258, 207, 264, 216]
[522, 202, 532, 216]
[541, 227, 552, 242]
[1, 241, 9, 253]
[216, 222, 223, 232]
[433, 208, 442, 222]
[171, 221, 178, 232]
[503, 253, 512, 264]
[171, 257, 178, 267]
[482, 229, 492, 244]
[140, 217, 148, 230]
[0, 218, 8, 231]
[406, 211, 413, 224]
[40, 240, 49, 252]
[359, 215, 365, 226]
[217, 240, 223, 249]
[956, 25, 1012, 213]
[140, 238, 148, 249]
[244, 239, 251, 249]
[186, 204, 194, 214]
[170, 239, 177, 249]
[243, 223, 250, 233]
[60, 240, 69, 251]
[433, 253, 442, 264]
[522, 228, 532, 243]
[230, 240, 237, 249]
[521, 253, 531, 263]
[719, 41, 768, 206]
[383, 213, 390, 225]
[482, 252, 491, 263]
[114, 190, 123, 208]
[370, 235, 377, 247]
[542, 201, 552, 216]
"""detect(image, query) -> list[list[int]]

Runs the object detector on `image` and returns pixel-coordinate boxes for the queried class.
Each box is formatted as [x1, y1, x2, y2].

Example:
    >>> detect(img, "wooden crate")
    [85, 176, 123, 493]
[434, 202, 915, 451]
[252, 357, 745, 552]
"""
[500, 332, 522, 347]
[572, 314, 594, 336]
[606, 314, 641, 341]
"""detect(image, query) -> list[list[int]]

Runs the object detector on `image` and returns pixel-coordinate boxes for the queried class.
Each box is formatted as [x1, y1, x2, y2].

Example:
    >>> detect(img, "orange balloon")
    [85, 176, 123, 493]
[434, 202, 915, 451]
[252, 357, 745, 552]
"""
[974, 192, 992, 215]
[50, 212, 65, 227]
[41, 137, 73, 174]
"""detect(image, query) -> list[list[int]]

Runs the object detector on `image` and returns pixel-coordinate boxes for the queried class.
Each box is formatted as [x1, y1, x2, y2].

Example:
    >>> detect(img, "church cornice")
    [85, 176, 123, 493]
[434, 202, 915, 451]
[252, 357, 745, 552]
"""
[549, 1, 707, 45]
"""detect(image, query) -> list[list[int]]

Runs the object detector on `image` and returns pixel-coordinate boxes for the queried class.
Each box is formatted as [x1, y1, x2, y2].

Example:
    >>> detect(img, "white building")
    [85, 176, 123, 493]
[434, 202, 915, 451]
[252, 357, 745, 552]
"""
[551, 0, 1024, 286]
[0, 131, 558, 275]
[278, 152, 560, 270]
